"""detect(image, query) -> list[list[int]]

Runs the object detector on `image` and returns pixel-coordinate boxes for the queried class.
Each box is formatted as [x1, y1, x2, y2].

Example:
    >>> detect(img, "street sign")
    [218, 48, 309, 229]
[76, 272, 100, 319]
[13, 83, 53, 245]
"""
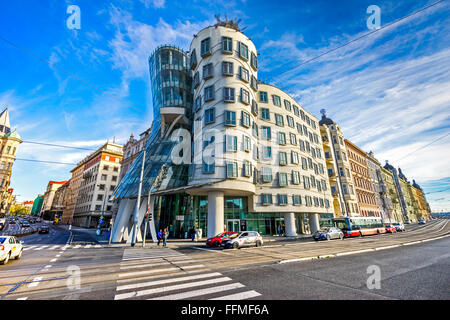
[99, 219, 103, 224]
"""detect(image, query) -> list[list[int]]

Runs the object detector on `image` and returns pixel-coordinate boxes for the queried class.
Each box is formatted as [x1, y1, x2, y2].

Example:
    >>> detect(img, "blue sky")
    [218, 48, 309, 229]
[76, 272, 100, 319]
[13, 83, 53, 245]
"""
[0, 0, 449, 211]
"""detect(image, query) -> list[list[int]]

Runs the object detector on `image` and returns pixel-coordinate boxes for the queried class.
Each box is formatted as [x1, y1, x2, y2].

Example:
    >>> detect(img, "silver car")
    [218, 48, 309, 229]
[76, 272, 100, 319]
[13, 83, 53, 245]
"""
[221, 231, 263, 249]
[392, 222, 405, 232]
[312, 227, 344, 241]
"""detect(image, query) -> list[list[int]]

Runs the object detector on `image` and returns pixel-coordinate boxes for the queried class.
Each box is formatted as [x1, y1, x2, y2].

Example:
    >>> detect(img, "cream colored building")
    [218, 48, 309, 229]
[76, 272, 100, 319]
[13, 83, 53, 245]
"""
[62, 163, 84, 224]
[41, 180, 68, 220]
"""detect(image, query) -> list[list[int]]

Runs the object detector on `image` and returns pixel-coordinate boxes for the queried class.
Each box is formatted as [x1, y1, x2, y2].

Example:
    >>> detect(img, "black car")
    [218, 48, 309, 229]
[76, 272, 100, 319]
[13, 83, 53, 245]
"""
[38, 225, 49, 234]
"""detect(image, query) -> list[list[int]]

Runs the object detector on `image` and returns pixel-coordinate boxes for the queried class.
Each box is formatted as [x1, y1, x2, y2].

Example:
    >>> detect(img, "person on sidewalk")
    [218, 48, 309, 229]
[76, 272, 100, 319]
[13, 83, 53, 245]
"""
[191, 226, 196, 242]
[157, 229, 163, 246]
[163, 228, 168, 247]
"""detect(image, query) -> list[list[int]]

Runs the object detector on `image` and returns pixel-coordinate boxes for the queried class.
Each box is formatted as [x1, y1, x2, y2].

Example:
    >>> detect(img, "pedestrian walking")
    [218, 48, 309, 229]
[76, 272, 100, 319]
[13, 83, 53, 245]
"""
[191, 226, 196, 242]
[163, 228, 168, 247]
[157, 229, 163, 246]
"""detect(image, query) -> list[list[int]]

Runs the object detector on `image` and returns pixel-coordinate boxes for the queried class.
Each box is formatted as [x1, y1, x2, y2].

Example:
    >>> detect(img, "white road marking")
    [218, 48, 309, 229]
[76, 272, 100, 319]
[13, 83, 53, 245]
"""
[50, 258, 57, 262]
[16, 297, 28, 300]
[118, 265, 205, 278]
[34, 245, 49, 251]
[114, 276, 232, 300]
[149, 282, 245, 300]
[28, 277, 43, 287]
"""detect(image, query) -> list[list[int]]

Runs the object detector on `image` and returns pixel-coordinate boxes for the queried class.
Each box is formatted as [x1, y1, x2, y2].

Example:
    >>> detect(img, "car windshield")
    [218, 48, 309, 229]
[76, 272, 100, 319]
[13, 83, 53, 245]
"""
[229, 233, 239, 239]
[392, 223, 399, 226]
[318, 228, 329, 232]
[0, 237, 6, 244]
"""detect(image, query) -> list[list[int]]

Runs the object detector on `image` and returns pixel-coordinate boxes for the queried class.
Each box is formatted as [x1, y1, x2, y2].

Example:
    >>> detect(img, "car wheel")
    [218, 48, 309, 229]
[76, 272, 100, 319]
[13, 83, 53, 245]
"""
[214, 241, 219, 247]
[256, 240, 262, 247]
[1, 252, 10, 265]
[326, 234, 331, 241]
[233, 242, 239, 249]
[15, 249, 22, 260]
[339, 233, 344, 240]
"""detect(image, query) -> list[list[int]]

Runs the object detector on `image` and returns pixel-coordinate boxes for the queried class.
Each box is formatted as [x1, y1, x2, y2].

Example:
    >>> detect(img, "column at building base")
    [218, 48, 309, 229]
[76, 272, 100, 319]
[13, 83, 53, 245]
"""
[284, 212, 297, 237]
[309, 213, 320, 234]
[207, 191, 224, 239]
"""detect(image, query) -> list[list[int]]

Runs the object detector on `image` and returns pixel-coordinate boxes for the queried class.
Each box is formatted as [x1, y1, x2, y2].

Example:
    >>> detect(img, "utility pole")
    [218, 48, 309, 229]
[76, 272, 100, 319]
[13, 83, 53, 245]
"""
[131, 149, 146, 247]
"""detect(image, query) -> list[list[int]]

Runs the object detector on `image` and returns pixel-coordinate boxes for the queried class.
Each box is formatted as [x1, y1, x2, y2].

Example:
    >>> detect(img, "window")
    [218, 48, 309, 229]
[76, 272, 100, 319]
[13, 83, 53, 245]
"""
[303, 175, 310, 189]
[113, 167, 119, 172]
[250, 75, 258, 91]
[299, 140, 305, 152]
[311, 175, 316, 188]
[103, 165, 109, 170]
[193, 71, 200, 88]
[263, 146, 272, 160]
[308, 157, 313, 169]
[261, 167, 273, 182]
[278, 132, 286, 145]
[290, 133, 297, 145]
[279, 173, 288, 186]
[99, 184, 105, 190]
[292, 171, 301, 185]
[190, 49, 197, 69]
[244, 135, 251, 152]
[95, 205, 102, 211]
[251, 100, 258, 115]
[272, 95, 281, 106]
[222, 36, 233, 53]
[105, 156, 110, 161]
[240, 88, 250, 104]
[238, 42, 249, 60]
[275, 114, 284, 126]
[201, 37, 211, 56]
[195, 96, 202, 112]
[226, 161, 238, 178]
[241, 111, 251, 128]
[305, 196, 312, 207]
[262, 126, 271, 140]
[286, 115, 294, 128]
[204, 85, 215, 101]
[223, 87, 235, 102]
[97, 194, 103, 201]
[252, 122, 259, 137]
[222, 61, 233, 76]
[293, 195, 302, 205]
[205, 108, 215, 124]
[284, 100, 291, 111]
[203, 63, 213, 79]
[293, 105, 299, 116]
[314, 197, 320, 207]
[261, 108, 270, 120]
[225, 111, 236, 126]
[239, 66, 250, 82]
[262, 194, 273, 205]
[226, 135, 238, 152]
[101, 174, 107, 181]
[110, 185, 116, 191]
[202, 158, 215, 173]
[250, 52, 258, 70]
[301, 157, 307, 170]
[278, 194, 288, 205]
[259, 91, 268, 103]
[279, 152, 288, 166]
[291, 151, 299, 164]
[243, 160, 252, 177]
[112, 176, 117, 182]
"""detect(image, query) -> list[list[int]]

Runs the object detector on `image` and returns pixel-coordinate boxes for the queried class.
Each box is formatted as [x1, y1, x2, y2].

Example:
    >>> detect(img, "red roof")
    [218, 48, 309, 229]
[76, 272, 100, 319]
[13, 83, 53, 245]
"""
[49, 180, 68, 185]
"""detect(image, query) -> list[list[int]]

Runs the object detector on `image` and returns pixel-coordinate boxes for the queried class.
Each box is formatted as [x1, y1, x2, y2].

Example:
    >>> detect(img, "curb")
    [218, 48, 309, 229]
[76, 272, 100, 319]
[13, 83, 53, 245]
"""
[277, 233, 450, 264]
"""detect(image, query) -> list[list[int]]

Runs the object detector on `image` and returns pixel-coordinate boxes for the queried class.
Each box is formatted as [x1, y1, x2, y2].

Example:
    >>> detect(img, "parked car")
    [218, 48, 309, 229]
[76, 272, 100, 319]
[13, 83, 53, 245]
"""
[206, 231, 239, 247]
[221, 231, 263, 249]
[21, 221, 31, 228]
[404, 219, 411, 224]
[312, 227, 344, 241]
[392, 222, 405, 232]
[38, 225, 49, 234]
[0, 236, 23, 265]
[418, 219, 426, 224]
[385, 224, 397, 233]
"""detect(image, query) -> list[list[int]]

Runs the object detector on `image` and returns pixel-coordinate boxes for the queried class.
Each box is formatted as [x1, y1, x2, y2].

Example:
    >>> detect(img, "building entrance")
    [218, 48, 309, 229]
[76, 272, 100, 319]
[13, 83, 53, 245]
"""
[226, 219, 240, 232]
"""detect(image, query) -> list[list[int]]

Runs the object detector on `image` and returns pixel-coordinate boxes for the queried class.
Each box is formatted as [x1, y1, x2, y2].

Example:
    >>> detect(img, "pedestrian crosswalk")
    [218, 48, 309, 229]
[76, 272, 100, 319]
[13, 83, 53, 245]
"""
[114, 248, 262, 300]
[22, 244, 103, 251]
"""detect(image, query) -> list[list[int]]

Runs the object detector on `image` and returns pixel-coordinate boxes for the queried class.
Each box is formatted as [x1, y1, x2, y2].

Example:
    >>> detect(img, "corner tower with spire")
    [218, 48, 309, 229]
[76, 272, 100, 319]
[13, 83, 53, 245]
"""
[0, 107, 22, 215]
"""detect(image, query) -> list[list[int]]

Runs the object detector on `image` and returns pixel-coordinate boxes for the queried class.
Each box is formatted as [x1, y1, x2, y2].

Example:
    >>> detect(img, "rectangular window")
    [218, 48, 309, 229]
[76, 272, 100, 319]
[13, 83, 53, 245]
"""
[244, 135, 251, 152]
[301, 157, 307, 170]
[272, 95, 281, 106]
[239, 66, 250, 82]
[275, 114, 284, 126]
[251, 100, 258, 115]
[261, 167, 273, 182]
[261, 108, 270, 121]
[303, 176, 310, 189]
[284, 100, 292, 111]
[292, 171, 301, 185]
[262, 126, 271, 140]
[250, 52, 258, 70]
[225, 111, 236, 126]
[287, 115, 294, 128]
[241, 111, 251, 128]
[291, 151, 299, 164]
[250, 75, 258, 91]
[240, 88, 250, 104]
[203, 158, 215, 173]
[193, 71, 200, 88]
[263, 146, 272, 160]
[259, 91, 268, 103]
[204, 85, 215, 101]
[262, 193, 273, 205]
[311, 175, 316, 188]
[226, 135, 237, 152]
[226, 161, 238, 178]
[222, 36, 233, 53]
[299, 140, 305, 152]
[252, 122, 259, 137]
[279, 152, 288, 166]
[293, 195, 302, 205]
[201, 37, 211, 56]
[279, 173, 288, 187]
[204, 108, 215, 124]
[290, 133, 297, 145]
[239, 42, 249, 60]
[243, 160, 252, 177]
[203, 63, 213, 79]
[278, 194, 288, 205]
[222, 61, 233, 76]
[308, 157, 313, 169]
[223, 87, 235, 102]
[293, 105, 299, 116]
[190, 49, 197, 69]
[278, 132, 286, 145]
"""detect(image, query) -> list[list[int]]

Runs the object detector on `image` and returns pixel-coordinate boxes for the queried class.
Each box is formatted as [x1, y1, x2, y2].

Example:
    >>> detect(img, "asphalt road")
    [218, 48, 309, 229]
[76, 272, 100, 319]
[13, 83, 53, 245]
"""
[0, 219, 448, 300]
